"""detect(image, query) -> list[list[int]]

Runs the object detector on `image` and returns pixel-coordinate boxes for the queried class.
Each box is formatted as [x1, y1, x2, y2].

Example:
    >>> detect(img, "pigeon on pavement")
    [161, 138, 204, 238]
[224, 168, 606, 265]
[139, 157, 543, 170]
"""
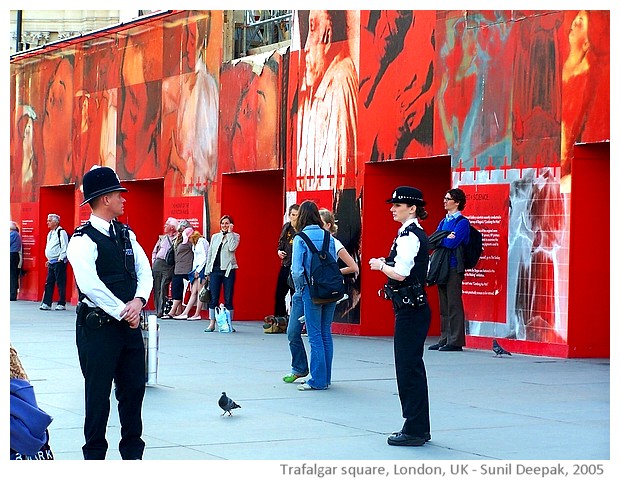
[218, 391, 241, 415]
[492, 339, 512, 357]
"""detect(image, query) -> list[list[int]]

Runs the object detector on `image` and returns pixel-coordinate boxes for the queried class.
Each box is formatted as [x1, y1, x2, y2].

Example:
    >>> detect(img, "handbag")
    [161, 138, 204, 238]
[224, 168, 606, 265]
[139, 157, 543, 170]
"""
[199, 280, 210, 303]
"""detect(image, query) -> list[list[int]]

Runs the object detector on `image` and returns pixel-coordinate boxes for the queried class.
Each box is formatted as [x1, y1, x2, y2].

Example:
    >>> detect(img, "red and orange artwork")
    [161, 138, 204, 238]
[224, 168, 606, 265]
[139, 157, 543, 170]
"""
[294, 10, 359, 195]
[285, 48, 301, 193]
[513, 169, 567, 343]
[76, 38, 121, 180]
[40, 53, 75, 185]
[161, 11, 221, 197]
[358, 10, 436, 164]
[219, 55, 280, 175]
[510, 11, 563, 170]
[12, 59, 46, 202]
[558, 10, 609, 193]
[117, 24, 163, 180]
[435, 11, 515, 169]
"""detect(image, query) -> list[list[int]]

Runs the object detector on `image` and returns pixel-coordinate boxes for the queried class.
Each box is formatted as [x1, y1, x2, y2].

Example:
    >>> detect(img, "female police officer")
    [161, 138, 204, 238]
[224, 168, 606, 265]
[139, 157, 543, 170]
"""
[369, 186, 431, 447]
[67, 166, 152, 459]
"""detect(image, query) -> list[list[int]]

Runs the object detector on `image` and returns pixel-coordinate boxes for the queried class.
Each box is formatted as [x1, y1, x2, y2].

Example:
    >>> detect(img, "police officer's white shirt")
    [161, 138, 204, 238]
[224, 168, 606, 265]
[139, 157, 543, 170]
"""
[45, 226, 69, 262]
[392, 218, 422, 278]
[67, 214, 153, 320]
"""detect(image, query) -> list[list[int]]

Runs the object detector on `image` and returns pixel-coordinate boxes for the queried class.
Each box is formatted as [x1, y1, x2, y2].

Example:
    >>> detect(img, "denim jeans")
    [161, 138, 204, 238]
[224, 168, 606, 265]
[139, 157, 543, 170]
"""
[286, 290, 308, 376]
[208, 269, 236, 310]
[301, 288, 337, 389]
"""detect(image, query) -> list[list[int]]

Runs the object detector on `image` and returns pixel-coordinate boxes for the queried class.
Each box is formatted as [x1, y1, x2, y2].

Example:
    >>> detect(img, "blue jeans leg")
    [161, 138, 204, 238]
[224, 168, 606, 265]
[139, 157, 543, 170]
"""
[286, 291, 308, 376]
[208, 271, 224, 310]
[302, 290, 336, 389]
[221, 269, 236, 310]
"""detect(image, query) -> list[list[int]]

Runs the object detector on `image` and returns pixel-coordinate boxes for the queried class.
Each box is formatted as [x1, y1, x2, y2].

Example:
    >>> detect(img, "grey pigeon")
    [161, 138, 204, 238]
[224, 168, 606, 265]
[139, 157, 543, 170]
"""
[218, 391, 241, 415]
[492, 339, 512, 357]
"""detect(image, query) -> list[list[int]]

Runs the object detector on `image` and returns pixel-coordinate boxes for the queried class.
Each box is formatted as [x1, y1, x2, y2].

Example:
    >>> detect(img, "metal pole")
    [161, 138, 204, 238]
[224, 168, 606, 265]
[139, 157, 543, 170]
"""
[16, 10, 23, 53]
[147, 314, 158, 385]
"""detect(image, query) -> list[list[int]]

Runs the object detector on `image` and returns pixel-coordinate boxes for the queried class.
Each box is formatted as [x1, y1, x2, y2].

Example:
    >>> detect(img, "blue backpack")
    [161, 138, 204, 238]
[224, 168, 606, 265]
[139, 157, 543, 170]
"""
[455, 216, 483, 269]
[297, 230, 345, 304]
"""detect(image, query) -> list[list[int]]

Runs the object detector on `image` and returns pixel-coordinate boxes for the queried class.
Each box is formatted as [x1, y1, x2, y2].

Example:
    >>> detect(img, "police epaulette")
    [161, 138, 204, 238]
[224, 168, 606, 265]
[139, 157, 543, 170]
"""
[72, 221, 92, 236]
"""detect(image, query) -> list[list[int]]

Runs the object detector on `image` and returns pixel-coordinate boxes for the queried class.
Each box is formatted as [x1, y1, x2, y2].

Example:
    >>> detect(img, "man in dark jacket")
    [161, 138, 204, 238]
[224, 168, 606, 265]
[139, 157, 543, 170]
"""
[428, 188, 470, 352]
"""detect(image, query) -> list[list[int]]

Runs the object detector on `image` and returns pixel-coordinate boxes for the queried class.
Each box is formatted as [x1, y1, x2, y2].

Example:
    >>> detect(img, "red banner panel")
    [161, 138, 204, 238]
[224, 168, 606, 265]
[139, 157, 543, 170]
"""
[460, 184, 509, 324]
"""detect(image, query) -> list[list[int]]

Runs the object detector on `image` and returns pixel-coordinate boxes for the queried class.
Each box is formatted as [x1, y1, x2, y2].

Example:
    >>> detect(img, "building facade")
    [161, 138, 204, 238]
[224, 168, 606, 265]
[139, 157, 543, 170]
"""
[9, 10, 610, 357]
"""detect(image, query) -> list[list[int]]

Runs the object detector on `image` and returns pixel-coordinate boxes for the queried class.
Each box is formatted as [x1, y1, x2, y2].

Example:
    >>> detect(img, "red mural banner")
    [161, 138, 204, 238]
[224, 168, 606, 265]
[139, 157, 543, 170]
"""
[460, 184, 510, 324]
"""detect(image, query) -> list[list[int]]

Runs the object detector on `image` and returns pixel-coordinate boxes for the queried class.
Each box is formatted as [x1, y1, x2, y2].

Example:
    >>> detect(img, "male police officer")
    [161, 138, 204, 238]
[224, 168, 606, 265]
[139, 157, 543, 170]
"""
[67, 166, 153, 460]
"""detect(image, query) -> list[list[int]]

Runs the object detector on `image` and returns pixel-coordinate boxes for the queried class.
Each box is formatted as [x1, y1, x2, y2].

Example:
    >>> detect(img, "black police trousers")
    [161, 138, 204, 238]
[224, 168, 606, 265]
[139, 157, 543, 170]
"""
[76, 313, 146, 460]
[393, 301, 432, 437]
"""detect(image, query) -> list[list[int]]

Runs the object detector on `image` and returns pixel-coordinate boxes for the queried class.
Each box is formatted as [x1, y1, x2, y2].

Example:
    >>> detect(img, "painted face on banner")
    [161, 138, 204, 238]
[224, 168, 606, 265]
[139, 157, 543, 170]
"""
[304, 10, 331, 88]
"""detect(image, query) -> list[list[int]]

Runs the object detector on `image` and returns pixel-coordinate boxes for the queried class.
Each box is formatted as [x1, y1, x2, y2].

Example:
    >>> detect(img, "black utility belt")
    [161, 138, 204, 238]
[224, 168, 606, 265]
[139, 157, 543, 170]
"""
[77, 302, 116, 329]
[380, 282, 427, 309]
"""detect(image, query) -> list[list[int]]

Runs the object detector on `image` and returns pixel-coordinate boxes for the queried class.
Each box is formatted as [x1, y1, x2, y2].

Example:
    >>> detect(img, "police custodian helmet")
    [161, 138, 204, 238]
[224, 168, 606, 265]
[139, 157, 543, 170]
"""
[386, 186, 426, 206]
[80, 166, 128, 206]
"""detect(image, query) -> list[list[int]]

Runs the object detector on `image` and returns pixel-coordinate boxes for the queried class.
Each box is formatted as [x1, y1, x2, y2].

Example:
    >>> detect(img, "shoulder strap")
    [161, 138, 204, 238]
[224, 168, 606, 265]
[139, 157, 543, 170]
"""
[454, 215, 470, 226]
[297, 231, 319, 254]
[298, 230, 331, 254]
[320, 229, 330, 254]
[56, 227, 67, 251]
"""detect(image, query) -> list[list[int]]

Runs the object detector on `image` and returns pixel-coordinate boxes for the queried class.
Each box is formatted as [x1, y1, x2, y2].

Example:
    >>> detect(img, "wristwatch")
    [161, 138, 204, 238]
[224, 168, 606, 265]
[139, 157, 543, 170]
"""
[136, 297, 147, 307]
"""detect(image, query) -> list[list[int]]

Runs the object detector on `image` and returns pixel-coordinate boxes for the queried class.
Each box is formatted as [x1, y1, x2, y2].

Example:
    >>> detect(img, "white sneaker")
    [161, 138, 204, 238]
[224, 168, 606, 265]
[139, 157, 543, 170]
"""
[39, 304, 51, 310]
[55, 305, 66, 310]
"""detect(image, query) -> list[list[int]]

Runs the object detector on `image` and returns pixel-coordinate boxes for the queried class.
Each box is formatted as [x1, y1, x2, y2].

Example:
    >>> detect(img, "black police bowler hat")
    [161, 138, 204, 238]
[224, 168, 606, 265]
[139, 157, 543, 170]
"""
[386, 186, 426, 206]
[80, 166, 128, 206]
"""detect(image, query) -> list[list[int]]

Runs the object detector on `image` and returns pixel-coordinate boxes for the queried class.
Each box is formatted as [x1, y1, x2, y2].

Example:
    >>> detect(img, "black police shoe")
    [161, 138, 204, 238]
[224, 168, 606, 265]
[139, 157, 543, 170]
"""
[439, 344, 463, 351]
[387, 432, 427, 446]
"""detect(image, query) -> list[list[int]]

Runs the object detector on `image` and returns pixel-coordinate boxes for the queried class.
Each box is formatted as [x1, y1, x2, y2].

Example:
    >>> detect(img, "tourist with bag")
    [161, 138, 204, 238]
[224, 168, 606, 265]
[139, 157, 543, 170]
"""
[427, 188, 470, 352]
[290, 201, 341, 391]
[173, 230, 209, 320]
[204, 215, 240, 332]
[165, 220, 194, 318]
[282, 208, 358, 384]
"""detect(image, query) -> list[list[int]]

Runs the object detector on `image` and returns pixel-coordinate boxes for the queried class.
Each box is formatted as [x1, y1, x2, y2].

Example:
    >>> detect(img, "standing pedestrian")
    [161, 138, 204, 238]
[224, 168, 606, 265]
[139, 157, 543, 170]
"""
[265, 203, 299, 332]
[204, 215, 240, 332]
[173, 230, 209, 320]
[66, 166, 153, 460]
[151, 217, 179, 317]
[290, 201, 340, 391]
[10, 221, 22, 301]
[40, 214, 69, 310]
[369, 186, 431, 446]
[165, 220, 194, 318]
[282, 207, 358, 384]
[427, 188, 469, 352]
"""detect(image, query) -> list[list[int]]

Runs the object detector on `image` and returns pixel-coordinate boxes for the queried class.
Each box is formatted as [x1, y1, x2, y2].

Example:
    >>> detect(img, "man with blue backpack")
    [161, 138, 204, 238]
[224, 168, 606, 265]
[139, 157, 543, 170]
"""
[428, 188, 471, 352]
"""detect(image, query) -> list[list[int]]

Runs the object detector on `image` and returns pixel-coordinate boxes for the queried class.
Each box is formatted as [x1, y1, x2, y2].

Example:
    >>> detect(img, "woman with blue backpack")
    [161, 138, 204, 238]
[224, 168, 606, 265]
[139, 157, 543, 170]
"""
[290, 201, 342, 391]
